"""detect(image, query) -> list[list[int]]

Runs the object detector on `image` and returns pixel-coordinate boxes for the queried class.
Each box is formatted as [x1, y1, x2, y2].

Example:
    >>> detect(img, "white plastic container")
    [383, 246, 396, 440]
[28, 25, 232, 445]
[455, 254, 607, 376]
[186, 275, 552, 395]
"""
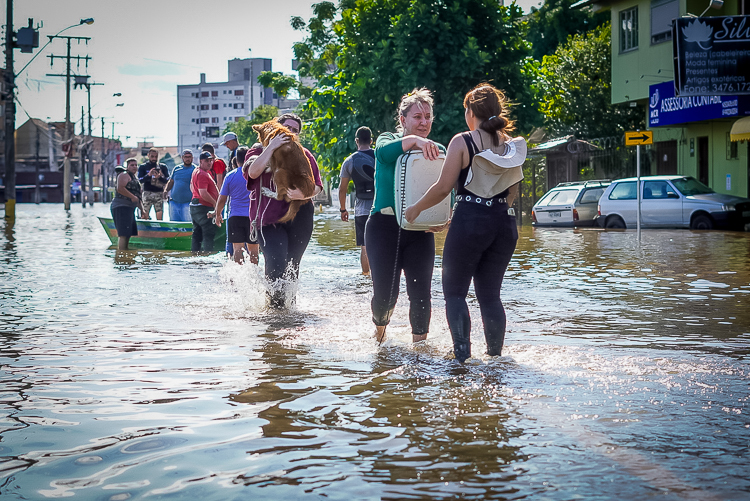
[394, 151, 451, 230]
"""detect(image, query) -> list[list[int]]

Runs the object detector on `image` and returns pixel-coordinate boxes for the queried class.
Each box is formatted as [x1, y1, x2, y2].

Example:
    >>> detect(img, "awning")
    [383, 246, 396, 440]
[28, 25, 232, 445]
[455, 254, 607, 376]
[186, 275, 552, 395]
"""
[730, 116, 750, 142]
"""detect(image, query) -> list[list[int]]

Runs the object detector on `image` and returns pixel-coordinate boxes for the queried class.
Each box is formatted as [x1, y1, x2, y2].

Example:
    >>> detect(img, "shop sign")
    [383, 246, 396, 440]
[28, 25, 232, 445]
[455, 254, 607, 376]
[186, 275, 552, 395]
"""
[648, 81, 750, 126]
[673, 16, 750, 96]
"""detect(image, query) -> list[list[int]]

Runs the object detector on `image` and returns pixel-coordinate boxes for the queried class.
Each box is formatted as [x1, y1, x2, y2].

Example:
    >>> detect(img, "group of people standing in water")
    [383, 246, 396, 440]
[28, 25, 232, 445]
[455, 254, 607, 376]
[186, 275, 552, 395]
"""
[113, 82, 520, 362]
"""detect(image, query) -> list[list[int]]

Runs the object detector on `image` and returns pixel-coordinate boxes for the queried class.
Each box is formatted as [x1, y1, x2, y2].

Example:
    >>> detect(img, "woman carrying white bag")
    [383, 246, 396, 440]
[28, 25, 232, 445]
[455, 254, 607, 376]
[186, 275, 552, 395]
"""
[405, 83, 525, 362]
[365, 88, 448, 345]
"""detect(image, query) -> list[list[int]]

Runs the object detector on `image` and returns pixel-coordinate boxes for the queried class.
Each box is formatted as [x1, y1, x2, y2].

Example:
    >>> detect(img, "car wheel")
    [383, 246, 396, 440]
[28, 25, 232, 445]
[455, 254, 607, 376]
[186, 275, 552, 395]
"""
[605, 216, 626, 229]
[690, 214, 713, 230]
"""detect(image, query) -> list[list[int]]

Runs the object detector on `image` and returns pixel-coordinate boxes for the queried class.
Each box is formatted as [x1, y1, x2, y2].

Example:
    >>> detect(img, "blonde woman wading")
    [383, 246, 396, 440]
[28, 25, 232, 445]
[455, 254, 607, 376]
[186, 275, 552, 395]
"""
[405, 84, 524, 362]
[365, 88, 447, 344]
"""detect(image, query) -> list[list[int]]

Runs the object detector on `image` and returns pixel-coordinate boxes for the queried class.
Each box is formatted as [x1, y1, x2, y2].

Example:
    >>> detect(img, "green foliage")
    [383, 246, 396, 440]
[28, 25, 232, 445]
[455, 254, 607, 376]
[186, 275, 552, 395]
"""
[537, 23, 645, 138]
[258, 71, 303, 98]
[293, 0, 533, 178]
[223, 105, 280, 146]
[527, 0, 608, 60]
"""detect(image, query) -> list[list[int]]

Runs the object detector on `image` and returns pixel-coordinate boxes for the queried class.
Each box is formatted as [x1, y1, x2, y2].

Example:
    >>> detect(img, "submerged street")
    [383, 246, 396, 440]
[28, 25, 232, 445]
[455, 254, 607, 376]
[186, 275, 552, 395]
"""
[1, 204, 748, 500]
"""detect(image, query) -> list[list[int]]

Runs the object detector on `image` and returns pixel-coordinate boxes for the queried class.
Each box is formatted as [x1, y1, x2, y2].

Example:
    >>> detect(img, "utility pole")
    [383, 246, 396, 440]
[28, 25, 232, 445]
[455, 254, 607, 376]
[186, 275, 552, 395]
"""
[34, 122, 40, 203]
[46, 35, 91, 210]
[87, 81, 103, 205]
[4, 0, 16, 220]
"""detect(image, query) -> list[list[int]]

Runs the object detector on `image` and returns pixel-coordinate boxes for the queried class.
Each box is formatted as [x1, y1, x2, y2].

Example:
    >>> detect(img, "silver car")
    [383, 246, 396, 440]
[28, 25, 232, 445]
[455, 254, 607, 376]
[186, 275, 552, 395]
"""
[597, 175, 750, 230]
[532, 180, 610, 227]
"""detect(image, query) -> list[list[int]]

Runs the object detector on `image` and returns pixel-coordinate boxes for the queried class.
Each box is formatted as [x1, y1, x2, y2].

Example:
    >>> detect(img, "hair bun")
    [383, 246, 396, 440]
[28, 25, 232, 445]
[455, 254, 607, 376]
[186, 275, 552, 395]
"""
[488, 115, 507, 131]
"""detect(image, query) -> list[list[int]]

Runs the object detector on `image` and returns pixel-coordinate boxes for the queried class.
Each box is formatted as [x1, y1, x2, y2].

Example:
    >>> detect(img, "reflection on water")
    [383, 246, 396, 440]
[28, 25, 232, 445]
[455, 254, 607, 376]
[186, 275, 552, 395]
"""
[0, 205, 748, 500]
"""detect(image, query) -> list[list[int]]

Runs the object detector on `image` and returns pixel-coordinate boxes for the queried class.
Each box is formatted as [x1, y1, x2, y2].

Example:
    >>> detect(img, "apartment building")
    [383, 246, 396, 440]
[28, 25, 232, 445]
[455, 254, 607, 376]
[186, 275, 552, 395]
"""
[177, 58, 273, 160]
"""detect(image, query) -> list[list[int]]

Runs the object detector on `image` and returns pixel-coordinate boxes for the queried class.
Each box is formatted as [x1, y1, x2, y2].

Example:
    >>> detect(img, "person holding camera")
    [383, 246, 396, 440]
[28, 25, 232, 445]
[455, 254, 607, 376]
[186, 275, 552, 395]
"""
[137, 147, 170, 220]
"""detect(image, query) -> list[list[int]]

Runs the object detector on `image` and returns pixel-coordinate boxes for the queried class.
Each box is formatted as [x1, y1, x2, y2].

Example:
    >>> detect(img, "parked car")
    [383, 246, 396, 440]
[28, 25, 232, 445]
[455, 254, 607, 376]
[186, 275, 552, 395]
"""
[532, 180, 610, 227]
[596, 175, 750, 230]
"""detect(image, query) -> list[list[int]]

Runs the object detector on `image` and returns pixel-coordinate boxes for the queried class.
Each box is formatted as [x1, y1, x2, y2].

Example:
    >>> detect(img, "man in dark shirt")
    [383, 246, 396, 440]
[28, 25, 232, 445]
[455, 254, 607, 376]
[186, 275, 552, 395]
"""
[338, 126, 375, 274]
[138, 147, 170, 220]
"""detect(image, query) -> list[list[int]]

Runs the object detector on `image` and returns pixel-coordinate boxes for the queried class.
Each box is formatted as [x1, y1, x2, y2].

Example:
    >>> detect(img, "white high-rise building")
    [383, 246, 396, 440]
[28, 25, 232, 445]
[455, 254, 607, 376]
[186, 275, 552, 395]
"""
[177, 58, 273, 160]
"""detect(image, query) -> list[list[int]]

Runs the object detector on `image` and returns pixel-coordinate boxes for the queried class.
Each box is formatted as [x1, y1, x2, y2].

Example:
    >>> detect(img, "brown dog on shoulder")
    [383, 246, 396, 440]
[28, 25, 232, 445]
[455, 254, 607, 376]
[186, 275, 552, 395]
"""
[252, 119, 316, 223]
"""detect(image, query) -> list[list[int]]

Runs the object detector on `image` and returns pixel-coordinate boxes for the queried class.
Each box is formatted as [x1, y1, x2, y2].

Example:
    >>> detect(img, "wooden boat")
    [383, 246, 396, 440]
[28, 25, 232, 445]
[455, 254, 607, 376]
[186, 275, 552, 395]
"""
[98, 216, 226, 251]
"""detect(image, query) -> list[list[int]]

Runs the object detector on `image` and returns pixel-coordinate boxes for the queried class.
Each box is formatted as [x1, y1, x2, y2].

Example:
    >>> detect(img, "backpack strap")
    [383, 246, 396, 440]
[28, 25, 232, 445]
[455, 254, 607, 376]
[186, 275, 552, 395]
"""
[460, 131, 479, 168]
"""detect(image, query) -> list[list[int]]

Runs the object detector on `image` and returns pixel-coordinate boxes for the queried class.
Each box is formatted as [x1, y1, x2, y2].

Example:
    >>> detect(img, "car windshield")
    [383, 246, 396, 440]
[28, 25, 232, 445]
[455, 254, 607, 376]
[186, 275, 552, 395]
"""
[536, 189, 579, 206]
[671, 177, 714, 196]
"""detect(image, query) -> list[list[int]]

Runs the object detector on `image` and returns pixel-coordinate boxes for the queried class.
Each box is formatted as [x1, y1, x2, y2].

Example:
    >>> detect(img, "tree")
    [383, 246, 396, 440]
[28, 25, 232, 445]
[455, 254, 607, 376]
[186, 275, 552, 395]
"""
[527, 0, 608, 61]
[223, 105, 279, 147]
[537, 23, 645, 139]
[292, 0, 533, 178]
[258, 71, 311, 99]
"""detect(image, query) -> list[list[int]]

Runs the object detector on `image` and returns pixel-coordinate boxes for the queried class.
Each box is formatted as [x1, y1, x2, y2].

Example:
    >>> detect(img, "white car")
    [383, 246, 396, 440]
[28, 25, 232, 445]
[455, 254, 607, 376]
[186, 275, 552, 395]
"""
[532, 180, 610, 227]
[597, 175, 750, 230]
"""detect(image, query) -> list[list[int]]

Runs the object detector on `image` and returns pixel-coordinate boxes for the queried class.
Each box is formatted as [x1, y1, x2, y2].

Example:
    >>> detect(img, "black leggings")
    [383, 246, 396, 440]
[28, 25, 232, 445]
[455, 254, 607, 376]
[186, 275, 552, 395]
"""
[258, 201, 314, 305]
[442, 201, 517, 356]
[365, 212, 434, 335]
[190, 204, 216, 252]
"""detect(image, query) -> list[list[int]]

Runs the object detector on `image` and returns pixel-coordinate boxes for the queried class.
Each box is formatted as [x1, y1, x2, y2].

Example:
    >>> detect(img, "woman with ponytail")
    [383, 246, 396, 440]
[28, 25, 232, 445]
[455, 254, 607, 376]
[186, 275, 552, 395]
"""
[405, 83, 525, 362]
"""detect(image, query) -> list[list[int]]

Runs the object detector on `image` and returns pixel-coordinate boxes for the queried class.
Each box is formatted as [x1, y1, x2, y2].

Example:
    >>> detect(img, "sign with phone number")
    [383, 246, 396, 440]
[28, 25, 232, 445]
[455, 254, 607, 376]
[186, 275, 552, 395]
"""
[648, 81, 750, 127]
[673, 16, 750, 96]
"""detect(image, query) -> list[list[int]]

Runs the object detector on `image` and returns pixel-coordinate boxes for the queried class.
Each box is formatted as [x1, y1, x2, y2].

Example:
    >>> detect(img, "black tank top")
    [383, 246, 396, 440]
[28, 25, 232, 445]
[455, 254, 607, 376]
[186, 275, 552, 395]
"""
[456, 131, 509, 199]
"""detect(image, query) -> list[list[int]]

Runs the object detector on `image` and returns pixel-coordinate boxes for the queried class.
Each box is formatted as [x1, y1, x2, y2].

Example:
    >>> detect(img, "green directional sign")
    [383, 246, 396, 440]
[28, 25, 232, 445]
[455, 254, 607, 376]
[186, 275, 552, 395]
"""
[625, 131, 653, 146]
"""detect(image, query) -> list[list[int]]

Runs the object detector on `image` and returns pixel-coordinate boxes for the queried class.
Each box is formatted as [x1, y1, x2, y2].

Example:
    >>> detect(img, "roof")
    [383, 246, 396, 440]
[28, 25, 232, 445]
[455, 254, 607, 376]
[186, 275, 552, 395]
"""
[532, 136, 573, 151]
[530, 136, 601, 153]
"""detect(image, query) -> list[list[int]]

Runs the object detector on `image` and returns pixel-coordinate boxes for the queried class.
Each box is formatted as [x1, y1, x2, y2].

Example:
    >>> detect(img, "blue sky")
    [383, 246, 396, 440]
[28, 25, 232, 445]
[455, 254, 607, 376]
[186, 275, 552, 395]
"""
[11, 0, 541, 148]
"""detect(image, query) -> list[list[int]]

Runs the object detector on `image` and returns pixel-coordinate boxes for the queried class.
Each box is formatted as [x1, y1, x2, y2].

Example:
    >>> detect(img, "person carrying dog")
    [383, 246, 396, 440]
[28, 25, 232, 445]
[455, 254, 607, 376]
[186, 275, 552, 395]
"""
[338, 126, 375, 275]
[243, 113, 323, 308]
[364, 88, 447, 345]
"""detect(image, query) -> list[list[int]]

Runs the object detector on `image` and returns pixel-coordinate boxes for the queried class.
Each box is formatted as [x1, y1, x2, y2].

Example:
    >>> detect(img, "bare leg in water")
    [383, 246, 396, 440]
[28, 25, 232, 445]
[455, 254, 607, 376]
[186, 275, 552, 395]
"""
[375, 327, 426, 344]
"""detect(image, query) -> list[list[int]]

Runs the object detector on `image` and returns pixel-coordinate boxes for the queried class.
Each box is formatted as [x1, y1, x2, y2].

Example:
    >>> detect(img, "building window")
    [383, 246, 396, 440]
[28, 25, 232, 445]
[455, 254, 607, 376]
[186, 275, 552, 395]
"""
[200, 104, 209, 110]
[211, 90, 218, 97]
[212, 117, 219, 123]
[200, 118, 209, 124]
[227, 90, 233, 95]
[620, 7, 639, 53]
[727, 132, 739, 160]
[235, 117, 242, 122]
[234, 89, 244, 96]
[233, 103, 245, 109]
[191, 118, 196, 123]
[651, 0, 677, 45]
[191, 105, 195, 109]
[201, 91, 209, 97]
[212, 104, 219, 110]
[244, 68, 250, 80]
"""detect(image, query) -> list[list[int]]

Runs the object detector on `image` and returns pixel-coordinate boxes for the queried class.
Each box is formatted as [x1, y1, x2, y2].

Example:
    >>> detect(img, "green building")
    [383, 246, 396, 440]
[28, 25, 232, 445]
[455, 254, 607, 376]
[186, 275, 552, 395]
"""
[577, 0, 750, 197]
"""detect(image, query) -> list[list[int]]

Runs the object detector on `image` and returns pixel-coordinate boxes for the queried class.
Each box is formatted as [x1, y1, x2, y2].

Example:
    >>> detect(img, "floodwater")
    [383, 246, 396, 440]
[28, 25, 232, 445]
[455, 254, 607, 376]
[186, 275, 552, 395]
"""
[1, 204, 749, 500]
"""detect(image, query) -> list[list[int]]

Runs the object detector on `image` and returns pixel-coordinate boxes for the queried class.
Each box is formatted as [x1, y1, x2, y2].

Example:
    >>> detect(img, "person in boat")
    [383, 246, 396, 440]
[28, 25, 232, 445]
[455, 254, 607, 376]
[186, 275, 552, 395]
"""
[364, 88, 447, 344]
[404, 83, 522, 362]
[338, 126, 375, 275]
[137, 148, 169, 220]
[189, 151, 220, 253]
[243, 113, 323, 308]
[211, 146, 259, 264]
[110, 158, 144, 250]
[164, 149, 196, 222]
